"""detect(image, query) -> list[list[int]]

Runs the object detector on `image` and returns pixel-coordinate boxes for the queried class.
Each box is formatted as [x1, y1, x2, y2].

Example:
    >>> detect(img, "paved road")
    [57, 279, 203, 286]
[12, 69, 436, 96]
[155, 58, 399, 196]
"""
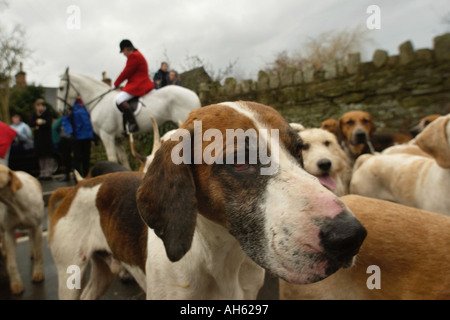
[0, 174, 279, 300]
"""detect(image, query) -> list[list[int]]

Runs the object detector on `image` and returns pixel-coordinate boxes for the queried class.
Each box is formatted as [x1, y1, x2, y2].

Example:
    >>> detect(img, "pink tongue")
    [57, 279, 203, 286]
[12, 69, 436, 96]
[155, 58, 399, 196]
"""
[318, 174, 336, 191]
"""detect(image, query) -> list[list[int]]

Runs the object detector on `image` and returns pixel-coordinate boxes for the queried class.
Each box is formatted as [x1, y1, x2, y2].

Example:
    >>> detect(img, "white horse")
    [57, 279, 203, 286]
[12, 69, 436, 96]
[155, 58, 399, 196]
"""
[56, 68, 201, 168]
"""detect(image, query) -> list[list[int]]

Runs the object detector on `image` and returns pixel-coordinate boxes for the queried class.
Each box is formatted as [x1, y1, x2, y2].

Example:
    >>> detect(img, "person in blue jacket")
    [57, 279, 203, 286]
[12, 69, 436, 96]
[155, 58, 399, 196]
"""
[62, 98, 95, 177]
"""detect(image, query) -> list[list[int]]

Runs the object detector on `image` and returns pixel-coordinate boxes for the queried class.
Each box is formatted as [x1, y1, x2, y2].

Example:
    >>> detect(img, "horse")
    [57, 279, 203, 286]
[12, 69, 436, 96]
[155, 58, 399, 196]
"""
[56, 68, 201, 168]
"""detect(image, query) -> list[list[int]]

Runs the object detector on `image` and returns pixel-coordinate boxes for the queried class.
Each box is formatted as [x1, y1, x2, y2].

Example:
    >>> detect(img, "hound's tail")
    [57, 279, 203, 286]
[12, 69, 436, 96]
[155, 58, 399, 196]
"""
[129, 114, 161, 165]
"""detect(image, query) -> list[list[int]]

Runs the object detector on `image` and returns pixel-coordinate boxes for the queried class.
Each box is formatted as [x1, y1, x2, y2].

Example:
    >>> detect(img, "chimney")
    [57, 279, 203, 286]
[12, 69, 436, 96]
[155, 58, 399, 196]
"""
[15, 62, 26, 88]
[102, 71, 112, 87]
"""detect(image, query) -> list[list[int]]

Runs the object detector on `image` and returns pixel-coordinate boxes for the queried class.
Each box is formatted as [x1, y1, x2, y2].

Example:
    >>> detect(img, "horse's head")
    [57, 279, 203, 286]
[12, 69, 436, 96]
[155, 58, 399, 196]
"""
[56, 67, 80, 115]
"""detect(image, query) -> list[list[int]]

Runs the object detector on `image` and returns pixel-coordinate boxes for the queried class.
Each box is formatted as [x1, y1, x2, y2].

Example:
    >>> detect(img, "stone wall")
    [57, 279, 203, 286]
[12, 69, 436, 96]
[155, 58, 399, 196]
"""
[191, 33, 450, 132]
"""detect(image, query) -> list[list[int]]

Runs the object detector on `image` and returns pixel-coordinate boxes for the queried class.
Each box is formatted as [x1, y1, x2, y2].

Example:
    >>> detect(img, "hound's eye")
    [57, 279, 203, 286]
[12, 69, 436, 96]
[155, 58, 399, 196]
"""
[324, 140, 330, 147]
[346, 120, 355, 126]
[59, 87, 64, 91]
[233, 162, 250, 172]
[362, 118, 369, 124]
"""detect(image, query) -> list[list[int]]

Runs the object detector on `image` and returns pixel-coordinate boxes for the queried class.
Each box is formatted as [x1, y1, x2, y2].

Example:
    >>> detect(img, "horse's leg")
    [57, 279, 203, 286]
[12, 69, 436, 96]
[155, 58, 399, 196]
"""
[99, 131, 119, 163]
[115, 139, 131, 169]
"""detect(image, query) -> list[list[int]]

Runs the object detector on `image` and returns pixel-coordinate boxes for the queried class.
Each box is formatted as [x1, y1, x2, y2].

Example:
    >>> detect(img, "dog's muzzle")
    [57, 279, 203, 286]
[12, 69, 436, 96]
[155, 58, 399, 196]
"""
[351, 129, 368, 145]
[319, 210, 367, 271]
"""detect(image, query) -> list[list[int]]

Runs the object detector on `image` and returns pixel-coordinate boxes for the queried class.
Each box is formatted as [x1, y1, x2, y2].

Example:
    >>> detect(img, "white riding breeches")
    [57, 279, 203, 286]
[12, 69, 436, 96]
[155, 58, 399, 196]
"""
[116, 91, 136, 105]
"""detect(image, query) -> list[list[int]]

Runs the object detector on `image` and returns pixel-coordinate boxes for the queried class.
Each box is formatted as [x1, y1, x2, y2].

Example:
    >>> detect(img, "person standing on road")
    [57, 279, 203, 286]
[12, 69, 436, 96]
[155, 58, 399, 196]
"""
[30, 98, 54, 180]
[62, 97, 94, 178]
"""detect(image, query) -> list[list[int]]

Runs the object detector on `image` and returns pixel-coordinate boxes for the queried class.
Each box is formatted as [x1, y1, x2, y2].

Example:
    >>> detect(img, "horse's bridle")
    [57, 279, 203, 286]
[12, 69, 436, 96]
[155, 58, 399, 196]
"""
[58, 70, 116, 114]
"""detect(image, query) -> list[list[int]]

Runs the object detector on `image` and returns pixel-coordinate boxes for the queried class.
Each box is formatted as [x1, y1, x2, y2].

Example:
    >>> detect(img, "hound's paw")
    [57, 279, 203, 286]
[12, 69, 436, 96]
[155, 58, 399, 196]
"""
[31, 270, 45, 283]
[10, 281, 25, 295]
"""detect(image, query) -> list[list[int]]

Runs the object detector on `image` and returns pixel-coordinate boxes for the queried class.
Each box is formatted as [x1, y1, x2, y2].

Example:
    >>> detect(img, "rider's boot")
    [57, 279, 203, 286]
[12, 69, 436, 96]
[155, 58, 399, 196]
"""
[119, 101, 139, 134]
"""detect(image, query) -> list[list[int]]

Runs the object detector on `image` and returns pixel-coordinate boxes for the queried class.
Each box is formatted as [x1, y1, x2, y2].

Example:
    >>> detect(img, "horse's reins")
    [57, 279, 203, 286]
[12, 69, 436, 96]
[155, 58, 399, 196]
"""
[58, 73, 116, 113]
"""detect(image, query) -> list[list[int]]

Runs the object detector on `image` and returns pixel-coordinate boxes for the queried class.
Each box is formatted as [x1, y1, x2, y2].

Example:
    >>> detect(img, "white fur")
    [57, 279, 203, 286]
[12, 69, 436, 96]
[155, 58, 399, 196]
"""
[0, 167, 44, 294]
[298, 128, 352, 196]
[50, 185, 147, 299]
[145, 215, 265, 299]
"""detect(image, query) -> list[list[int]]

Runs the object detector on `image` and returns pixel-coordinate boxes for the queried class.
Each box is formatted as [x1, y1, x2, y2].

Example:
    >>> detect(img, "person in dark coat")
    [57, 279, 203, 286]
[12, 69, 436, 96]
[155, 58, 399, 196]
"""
[52, 115, 73, 182]
[62, 97, 95, 178]
[153, 62, 170, 89]
[30, 98, 54, 180]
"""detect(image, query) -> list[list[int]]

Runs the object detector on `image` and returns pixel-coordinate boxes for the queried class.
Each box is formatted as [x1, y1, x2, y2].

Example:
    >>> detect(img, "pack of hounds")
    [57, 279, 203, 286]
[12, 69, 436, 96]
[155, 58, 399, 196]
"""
[0, 101, 449, 300]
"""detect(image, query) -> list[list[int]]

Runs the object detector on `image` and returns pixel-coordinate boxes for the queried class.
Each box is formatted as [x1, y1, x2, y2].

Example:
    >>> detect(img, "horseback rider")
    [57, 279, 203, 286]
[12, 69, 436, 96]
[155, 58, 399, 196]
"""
[114, 39, 154, 134]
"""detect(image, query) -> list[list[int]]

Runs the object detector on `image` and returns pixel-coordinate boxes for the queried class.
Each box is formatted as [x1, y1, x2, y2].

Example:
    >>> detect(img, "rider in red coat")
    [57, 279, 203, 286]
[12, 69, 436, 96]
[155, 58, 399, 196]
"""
[114, 39, 154, 133]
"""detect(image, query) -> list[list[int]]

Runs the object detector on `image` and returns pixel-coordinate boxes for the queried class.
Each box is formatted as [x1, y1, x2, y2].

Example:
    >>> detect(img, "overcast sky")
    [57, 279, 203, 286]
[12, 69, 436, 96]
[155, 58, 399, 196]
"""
[1, 0, 449, 87]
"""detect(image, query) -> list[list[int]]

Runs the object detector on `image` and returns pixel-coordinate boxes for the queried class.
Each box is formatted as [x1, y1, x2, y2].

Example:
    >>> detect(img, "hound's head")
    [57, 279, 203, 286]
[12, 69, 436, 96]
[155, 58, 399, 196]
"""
[136, 101, 366, 285]
[339, 110, 375, 145]
[415, 114, 450, 168]
[298, 128, 350, 193]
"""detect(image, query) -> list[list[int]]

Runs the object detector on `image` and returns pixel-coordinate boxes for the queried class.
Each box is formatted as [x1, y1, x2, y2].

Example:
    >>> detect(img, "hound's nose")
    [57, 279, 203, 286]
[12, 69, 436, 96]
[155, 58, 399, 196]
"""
[354, 130, 367, 144]
[317, 158, 332, 172]
[319, 211, 367, 262]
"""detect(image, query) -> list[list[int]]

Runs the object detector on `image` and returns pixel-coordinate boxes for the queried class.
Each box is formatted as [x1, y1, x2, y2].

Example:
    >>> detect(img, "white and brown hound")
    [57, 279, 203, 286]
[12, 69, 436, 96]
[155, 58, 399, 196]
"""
[48, 101, 366, 300]
[0, 164, 44, 295]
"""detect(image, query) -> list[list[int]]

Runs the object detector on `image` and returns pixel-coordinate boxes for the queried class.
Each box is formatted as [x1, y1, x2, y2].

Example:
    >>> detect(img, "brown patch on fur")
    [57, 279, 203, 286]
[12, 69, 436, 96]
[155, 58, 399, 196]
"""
[280, 195, 450, 300]
[48, 177, 105, 243]
[48, 186, 79, 243]
[321, 118, 339, 137]
[96, 172, 148, 271]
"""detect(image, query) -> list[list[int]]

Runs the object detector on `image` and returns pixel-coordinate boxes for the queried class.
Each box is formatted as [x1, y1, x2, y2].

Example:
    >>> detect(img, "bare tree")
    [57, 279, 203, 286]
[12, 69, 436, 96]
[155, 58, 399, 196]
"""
[180, 53, 238, 82]
[266, 24, 373, 74]
[0, 24, 29, 123]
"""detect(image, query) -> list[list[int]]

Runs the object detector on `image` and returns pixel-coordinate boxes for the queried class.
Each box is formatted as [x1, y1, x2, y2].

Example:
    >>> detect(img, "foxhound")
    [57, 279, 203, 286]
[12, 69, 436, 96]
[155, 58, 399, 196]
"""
[338, 110, 376, 161]
[0, 164, 44, 295]
[296, 128, 352, 197]
[48, 101, 366, 300]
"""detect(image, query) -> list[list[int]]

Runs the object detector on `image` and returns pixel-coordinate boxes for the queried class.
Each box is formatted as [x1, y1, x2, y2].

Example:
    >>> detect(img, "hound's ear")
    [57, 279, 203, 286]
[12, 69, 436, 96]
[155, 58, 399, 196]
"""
[136, 133, 197, 262]
[415, 115, 450, 168]
[9, 170, 23, 193]
[65, 67, 69, 74]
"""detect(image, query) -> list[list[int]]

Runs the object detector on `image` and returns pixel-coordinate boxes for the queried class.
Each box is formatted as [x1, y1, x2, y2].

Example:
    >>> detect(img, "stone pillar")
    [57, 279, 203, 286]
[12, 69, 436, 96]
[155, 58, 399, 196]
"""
[347, 53, 361, 75]
[372, 49, 388, 68]
[399, 41, 415, 65]
[434, 33, 450, 62]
